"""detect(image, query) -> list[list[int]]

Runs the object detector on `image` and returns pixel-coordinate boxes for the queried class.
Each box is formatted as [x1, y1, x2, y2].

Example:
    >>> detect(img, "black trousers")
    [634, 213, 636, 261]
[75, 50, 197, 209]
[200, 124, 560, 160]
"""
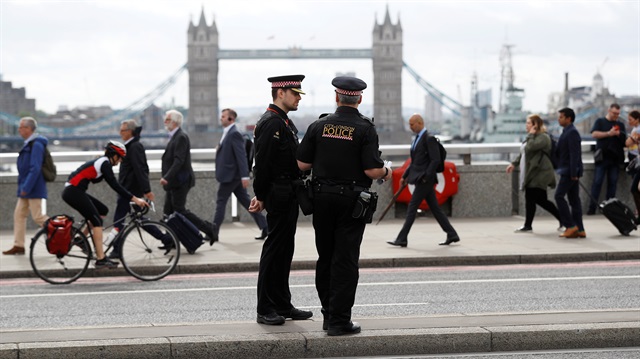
[256, 187, 299, 315]
[312, 192, 365, 327]
[523, 187, 561, 228]
[554, 176, 584, 231]
[111, 194, 166, 253]
[396, 181, 457, 242]
[163, 185, 210, 234]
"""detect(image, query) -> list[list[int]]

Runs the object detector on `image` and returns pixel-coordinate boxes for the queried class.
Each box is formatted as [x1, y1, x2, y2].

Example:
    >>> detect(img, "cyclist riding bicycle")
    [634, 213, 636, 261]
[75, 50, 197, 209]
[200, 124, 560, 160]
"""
[62, 141, 148, 269]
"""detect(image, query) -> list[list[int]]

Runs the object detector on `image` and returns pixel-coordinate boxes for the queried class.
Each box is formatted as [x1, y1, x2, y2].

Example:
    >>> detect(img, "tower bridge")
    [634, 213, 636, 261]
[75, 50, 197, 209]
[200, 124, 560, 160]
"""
[187, 7, 406, 143]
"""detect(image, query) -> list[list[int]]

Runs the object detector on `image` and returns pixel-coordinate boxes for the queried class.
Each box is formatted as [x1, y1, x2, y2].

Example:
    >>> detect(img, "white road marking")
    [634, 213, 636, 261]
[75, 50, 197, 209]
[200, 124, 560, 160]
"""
[1, 275, 638, 299]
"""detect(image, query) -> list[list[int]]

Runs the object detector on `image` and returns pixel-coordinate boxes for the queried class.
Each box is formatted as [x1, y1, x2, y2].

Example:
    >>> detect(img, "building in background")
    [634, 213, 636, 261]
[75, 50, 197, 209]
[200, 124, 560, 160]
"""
[546, 71, 618, 135]
[0, 77, 36, 136]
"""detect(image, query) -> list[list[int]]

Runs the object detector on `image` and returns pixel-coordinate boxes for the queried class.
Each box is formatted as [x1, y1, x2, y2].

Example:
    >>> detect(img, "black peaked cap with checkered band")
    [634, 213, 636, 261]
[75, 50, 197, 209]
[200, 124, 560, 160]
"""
[267, 74, 305, 94]
[332, 76, 367, 96]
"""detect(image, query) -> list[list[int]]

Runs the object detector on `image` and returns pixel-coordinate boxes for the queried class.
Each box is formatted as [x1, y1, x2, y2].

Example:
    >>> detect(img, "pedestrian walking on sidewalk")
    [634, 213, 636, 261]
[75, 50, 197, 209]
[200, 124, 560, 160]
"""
[506, 114, 562, 233]
[297, 76, 391, 336]
[212, 108, 268, 241]
[248, 75, 312, 326]
[107, 119, 155, 259]
[160, 110, 217, 245]
[387, 114, 460, 247]
[4, 117, 49, 256]
[554, 108, 586, 238]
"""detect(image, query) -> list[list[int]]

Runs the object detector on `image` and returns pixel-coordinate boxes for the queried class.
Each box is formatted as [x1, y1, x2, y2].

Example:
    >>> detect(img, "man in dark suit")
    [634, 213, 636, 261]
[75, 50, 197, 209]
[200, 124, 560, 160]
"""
[107, 119, 156, 258]
[161, 109, 217, 243]
[388, 114, 460, 247]
[212, 108, 268, 241]
[554, 107, 586, 238]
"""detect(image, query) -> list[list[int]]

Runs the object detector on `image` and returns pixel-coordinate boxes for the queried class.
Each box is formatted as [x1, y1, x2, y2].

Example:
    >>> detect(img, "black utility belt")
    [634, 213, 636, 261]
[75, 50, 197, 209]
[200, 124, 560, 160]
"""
[313, 183, 368, 197]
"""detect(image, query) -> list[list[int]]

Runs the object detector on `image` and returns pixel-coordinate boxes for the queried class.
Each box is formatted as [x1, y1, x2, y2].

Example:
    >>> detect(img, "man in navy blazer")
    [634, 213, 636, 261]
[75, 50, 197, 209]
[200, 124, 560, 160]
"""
[388, 114, 460, 247]
[212, 109, 267, 240]
[161, 109, 217, 243]
[554, 107, 586, 238]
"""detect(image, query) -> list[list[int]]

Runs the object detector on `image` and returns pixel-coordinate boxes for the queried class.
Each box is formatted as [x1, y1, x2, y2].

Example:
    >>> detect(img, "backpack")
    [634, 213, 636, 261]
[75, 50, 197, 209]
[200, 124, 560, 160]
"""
[244, 133, 255, 173]
[45, 215, 74, 256]
[427, 136, 447, 173]
[29, 141, 57, 182]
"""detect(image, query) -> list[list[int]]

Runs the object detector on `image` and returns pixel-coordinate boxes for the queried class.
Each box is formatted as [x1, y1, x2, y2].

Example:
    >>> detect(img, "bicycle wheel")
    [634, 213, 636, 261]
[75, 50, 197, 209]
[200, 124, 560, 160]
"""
[30, 227, 91, 285]
[120, 219, 180, 281]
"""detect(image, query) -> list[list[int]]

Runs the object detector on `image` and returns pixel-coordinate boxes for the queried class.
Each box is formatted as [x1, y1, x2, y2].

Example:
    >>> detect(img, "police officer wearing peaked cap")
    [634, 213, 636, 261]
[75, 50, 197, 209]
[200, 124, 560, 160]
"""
[249, 74, 313, 326]
[297, 76, 392, 336]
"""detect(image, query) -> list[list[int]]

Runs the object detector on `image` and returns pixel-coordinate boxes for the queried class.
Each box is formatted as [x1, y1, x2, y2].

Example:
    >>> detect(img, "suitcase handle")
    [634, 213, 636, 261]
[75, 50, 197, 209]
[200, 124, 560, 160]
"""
[577, 180, 602, 212]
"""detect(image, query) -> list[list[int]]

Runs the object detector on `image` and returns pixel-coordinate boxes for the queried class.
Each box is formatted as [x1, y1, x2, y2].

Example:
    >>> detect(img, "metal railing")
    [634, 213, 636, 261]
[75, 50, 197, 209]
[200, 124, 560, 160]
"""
[0, 142, 597, 168]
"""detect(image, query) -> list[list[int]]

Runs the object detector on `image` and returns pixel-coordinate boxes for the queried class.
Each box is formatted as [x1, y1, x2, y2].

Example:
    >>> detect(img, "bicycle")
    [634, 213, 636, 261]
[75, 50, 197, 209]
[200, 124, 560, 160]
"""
[29, 202, 181, 284]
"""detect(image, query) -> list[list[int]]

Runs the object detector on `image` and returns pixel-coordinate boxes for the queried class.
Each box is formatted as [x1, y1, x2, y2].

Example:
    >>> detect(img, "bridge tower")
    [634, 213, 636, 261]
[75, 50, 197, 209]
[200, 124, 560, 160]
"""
[372, 8, 406, 142]
[187, 9, 219, 133]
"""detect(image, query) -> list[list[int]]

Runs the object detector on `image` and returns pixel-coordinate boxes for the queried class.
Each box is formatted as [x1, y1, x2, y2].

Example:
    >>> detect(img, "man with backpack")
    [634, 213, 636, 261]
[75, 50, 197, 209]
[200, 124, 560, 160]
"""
[4, 117, 50, 255]
[212, 108, 268, 241]
[387, 114, 460, 247]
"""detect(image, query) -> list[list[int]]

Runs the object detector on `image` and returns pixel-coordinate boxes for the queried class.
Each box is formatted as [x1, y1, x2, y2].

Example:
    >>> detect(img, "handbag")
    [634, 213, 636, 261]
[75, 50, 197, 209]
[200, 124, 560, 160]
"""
[594, 148, 603, 164]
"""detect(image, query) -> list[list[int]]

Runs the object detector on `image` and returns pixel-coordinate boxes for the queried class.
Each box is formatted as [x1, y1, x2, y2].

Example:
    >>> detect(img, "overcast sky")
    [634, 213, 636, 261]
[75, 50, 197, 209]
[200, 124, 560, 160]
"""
[1, 0, 638, 117]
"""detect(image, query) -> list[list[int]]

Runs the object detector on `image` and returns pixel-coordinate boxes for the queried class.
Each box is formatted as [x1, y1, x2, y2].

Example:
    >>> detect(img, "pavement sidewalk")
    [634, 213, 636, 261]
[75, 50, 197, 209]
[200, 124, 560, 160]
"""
[1, 215, 639, 278]
[1, 215, 639, 358]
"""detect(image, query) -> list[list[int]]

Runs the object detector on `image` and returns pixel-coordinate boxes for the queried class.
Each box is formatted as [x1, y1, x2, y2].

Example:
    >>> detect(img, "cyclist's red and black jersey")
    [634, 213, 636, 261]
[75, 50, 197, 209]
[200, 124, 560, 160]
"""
[62, 156, 133, 227]
[66, 156, 133, 199]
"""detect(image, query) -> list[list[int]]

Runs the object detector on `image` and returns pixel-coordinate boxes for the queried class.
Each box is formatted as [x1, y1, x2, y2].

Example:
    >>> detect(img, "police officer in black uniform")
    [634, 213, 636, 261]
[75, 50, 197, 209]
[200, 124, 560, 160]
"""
[249, 75, 313, 326]
[297, 76, 392, 336]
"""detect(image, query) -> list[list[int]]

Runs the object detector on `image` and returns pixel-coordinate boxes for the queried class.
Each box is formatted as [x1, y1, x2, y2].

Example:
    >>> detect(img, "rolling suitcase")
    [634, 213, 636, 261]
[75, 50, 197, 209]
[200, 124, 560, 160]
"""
[599, 198, 637, 236]
[579, 182, 637, 236]
[165, 212, 204, 254]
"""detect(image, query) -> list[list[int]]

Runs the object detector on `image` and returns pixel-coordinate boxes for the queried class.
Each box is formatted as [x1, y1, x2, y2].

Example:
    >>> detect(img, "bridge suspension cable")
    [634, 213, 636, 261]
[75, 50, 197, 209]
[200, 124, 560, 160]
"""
[1, 64, 187, 137]
[67, 63, 187, 135]
[403, 61, 463, 117]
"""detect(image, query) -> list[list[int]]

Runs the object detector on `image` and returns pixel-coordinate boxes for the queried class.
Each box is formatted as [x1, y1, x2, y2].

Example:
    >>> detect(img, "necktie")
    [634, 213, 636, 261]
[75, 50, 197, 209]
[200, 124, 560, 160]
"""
[411, 135, 419, 150]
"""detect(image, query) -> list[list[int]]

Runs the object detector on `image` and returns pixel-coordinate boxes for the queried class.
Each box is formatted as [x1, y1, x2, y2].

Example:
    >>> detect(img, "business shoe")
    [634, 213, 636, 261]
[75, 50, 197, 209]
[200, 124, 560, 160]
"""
[277, 307, 313, 320]
[514, 226, 532, 233]
[576, 230, 587, 238]
[327, 322, 361, 336]
[205, 221, 219, 246]
[559, 226, 579, 238]
[255, 228, 268, 240]
[439, 235, 460, 245]
[256, 312, 285, 325]
[2, 246, 25, 255]
[158, 244, 175, 255]
[386, 240, 407, 247]
[322, 308, 330, 330]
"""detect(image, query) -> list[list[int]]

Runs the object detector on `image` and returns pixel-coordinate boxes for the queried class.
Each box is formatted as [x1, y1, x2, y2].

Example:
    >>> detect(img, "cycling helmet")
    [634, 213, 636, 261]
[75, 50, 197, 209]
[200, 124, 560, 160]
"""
[105, 140, 127, 158]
